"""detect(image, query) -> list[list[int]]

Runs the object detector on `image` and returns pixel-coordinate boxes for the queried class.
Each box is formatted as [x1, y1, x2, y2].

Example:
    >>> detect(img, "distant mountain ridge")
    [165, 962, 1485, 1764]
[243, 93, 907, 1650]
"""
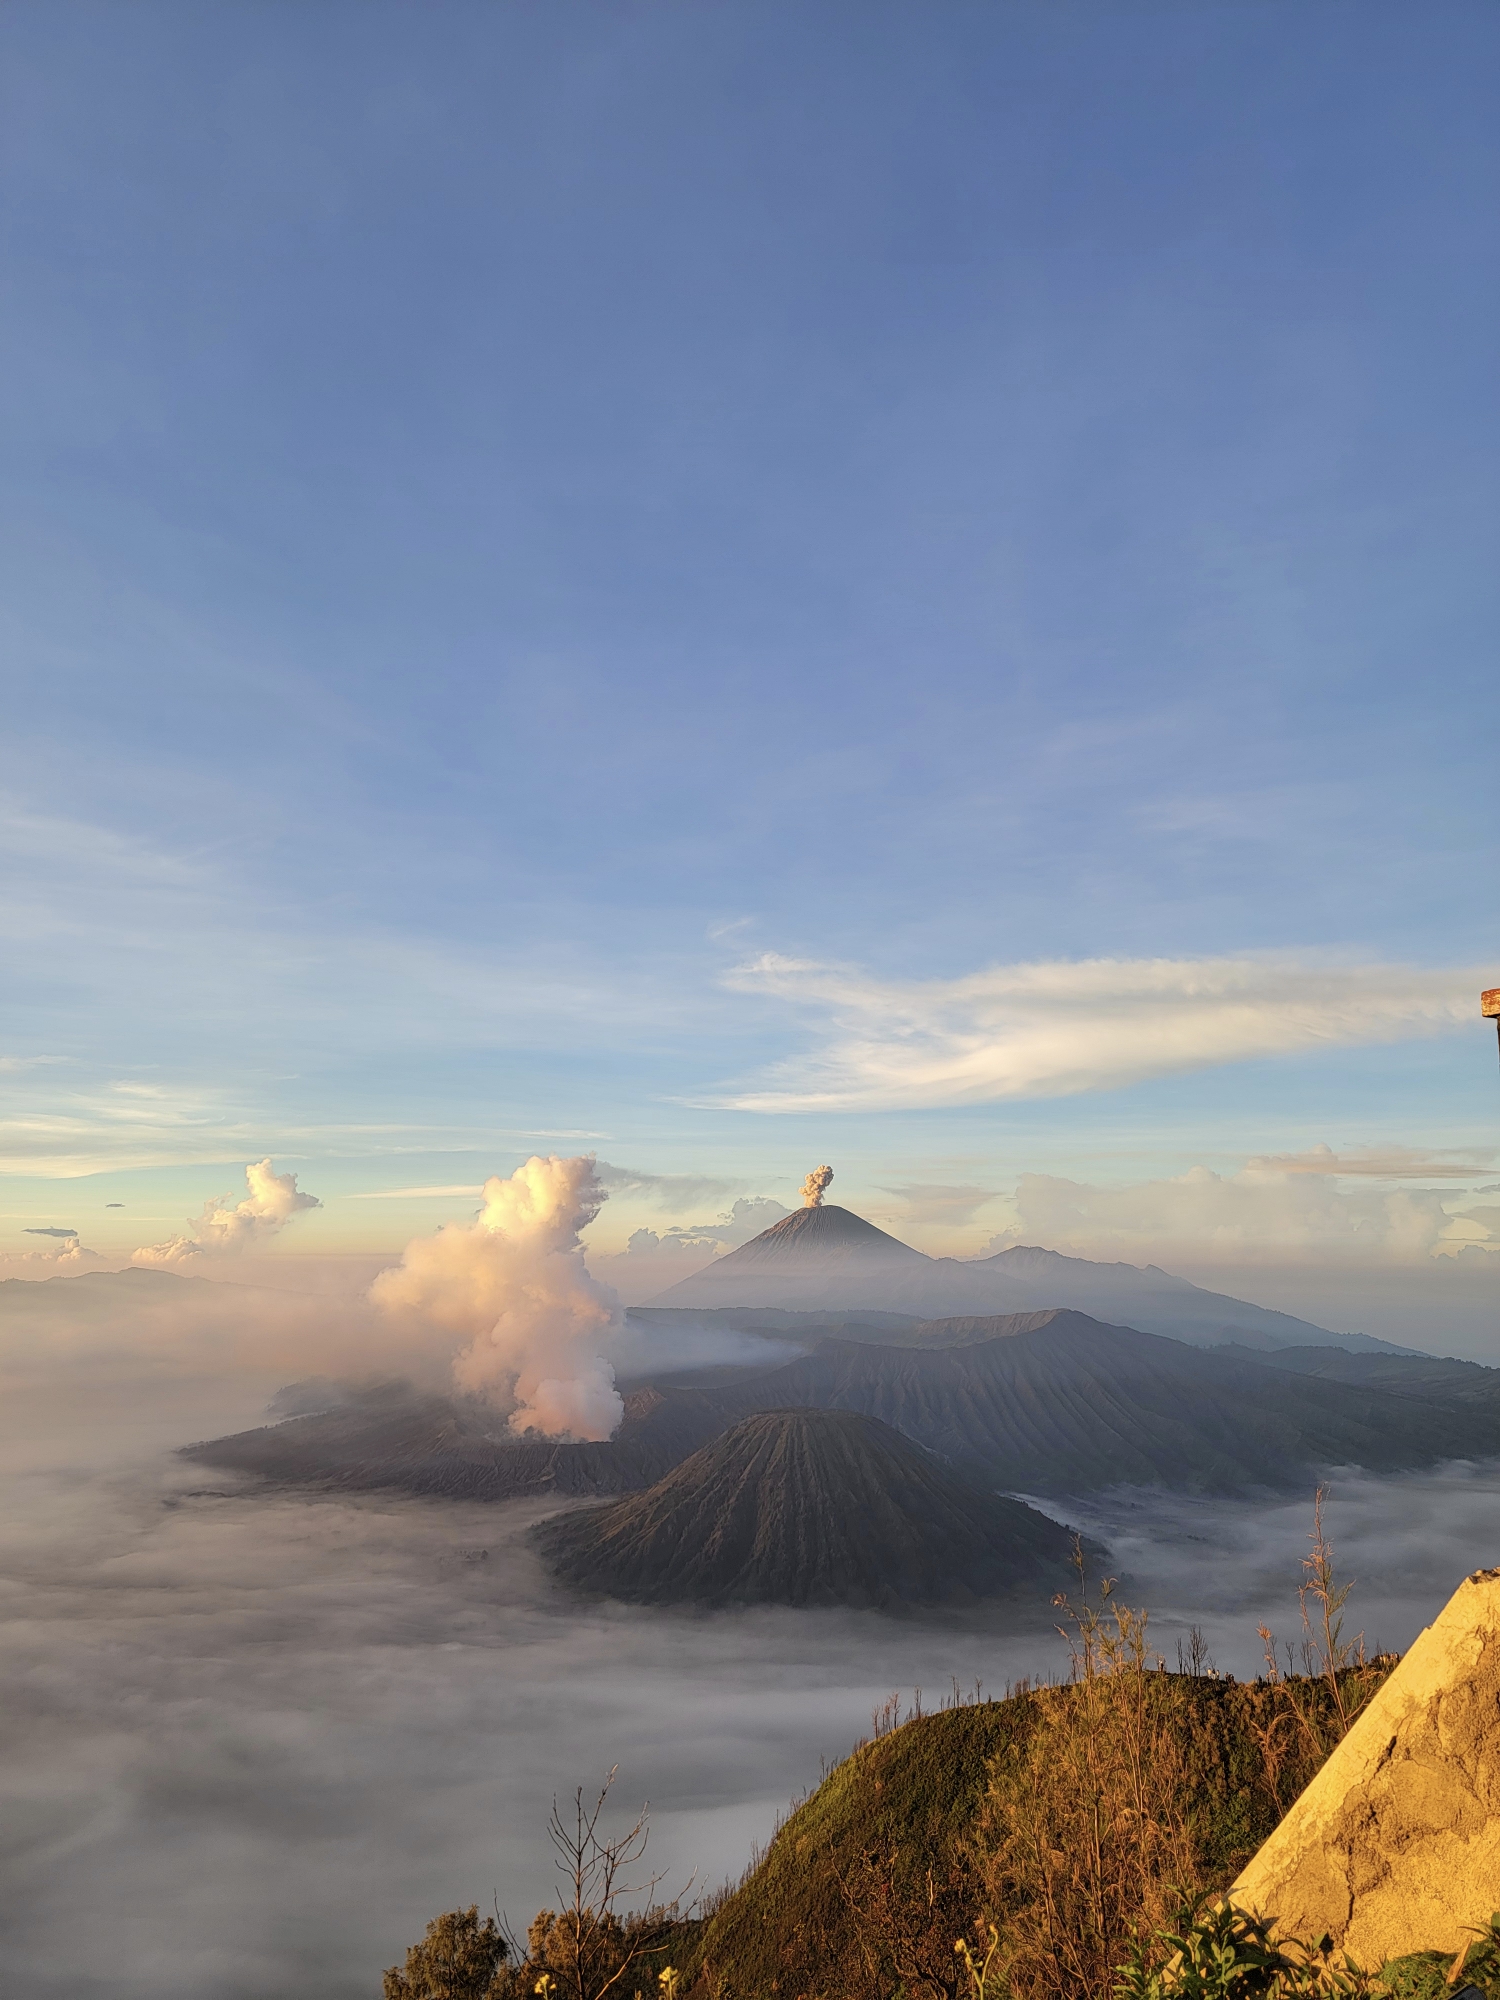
[184, 1378, 730, 1502]
[0, 1265, 227, 1315]
[651, 1207, 1411, 1355]
[704, 1313, 1500, 1495]
[188, 1307, 1500, 1503]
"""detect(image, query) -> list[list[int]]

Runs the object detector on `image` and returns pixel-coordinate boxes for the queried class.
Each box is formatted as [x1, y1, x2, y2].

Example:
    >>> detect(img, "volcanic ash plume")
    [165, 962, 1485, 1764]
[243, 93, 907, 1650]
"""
[133, 1159, 321, 1266]
[801, 1164, 834, 1208]
[370, 1154, 624, 1441]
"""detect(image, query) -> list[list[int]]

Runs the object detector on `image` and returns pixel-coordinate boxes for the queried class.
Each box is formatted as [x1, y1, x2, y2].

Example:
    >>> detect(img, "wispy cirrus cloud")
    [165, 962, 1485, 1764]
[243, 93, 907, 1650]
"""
[715, 952, 1488, 1111]
[1244, 1144, 1495, 1180]
[347, 1184, 486, 1201]
[593, 1163, 744, 1211]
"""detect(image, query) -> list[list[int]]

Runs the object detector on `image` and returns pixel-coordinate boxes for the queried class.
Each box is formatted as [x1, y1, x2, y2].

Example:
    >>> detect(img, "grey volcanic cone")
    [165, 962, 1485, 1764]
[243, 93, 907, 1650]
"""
[532, 1407, 1086, 1610]
[649, 1203, 1011, 1315]
[707, 1204, 925, 1268]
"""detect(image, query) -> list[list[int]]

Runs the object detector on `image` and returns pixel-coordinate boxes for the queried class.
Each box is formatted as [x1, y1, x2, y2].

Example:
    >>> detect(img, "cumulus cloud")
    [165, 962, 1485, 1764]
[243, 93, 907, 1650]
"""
[878, 1184, 1006, 1229]
[0, 1235, 105, 1279]
[370, 1154, 623, 1440]
[984, 1161, 1499, 1266]
[585, 1228, 723, 1306]
[133, 1159, 322, 1267]
[717, 952, 1486, 1110]
[583, 1196, 791, 1306]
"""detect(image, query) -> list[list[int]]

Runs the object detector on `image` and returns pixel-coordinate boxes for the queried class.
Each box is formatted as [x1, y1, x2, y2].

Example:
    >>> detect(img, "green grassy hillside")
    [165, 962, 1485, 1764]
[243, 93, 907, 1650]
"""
[681, 1666, 1392, 2000]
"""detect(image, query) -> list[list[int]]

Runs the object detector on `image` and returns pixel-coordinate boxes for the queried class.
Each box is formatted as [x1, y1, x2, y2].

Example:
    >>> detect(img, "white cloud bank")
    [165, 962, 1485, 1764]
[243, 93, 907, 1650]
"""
[718, 953, 1487, 1110]
[988, 1163, 1500, 1266]
[0, 1234, 106, 1280]
[586, 1196, 792, 1304]
[371, 1154, 623, 1440]
[133, 1159, 322, 1267]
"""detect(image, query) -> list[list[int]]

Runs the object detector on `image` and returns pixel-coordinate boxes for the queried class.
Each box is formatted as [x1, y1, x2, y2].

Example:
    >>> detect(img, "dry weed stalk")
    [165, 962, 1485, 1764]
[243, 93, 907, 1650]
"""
[526, 1770, 677, 2000]
[835, 1841, 973, 2000]
[974, 1543, 1199, 2000]
[1257, 1488, 1372, 1766]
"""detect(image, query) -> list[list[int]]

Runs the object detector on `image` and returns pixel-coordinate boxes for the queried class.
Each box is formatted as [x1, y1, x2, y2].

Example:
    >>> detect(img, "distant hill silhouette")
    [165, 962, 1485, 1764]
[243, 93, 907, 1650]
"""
[0, 1265, 237, 1318]
[652, 1209, 1411, 1355]
[532, 1407, 1087, 1609]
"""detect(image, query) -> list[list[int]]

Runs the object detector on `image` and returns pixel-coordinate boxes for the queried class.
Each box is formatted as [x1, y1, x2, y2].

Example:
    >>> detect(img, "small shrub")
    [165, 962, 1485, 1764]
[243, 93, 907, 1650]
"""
[1116, 1897, 1378, 2000]
[1384, 1915, 1500, 2000]
[383, 1906, 511, 2000]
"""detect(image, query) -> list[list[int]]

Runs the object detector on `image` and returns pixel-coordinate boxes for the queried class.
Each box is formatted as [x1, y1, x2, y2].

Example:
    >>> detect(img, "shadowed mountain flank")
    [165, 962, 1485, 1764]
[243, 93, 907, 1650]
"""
[1215, 1344, 1500, 1407]
[181, 1380, 730, 1500]
[651, 1210, 1411, 1355]
[532, 1408, 1086, 1609]
[706, 1313, 1500, 1496]
[186, 1310, 1500, 1505]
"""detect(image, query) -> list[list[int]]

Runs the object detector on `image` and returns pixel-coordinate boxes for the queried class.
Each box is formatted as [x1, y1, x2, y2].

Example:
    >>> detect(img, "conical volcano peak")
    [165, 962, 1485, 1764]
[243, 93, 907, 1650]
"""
[532, 1407, 1084, 1609]
[647, 1200, 936, 1307]
[730, 1203, 926, 1266]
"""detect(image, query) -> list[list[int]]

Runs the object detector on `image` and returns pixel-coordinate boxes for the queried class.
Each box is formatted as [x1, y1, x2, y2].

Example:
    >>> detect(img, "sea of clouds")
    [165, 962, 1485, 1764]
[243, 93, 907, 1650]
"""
[4, 1152, 1499, 1997]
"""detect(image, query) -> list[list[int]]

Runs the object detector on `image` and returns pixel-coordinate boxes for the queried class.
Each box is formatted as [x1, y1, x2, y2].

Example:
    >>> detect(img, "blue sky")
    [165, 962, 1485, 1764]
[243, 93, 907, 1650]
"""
[2, 3, 1497, 1291]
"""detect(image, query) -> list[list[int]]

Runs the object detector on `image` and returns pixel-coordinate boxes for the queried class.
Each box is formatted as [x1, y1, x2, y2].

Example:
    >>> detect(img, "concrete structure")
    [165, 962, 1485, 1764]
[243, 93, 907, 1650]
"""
[1232, 1568, 1500, 1966]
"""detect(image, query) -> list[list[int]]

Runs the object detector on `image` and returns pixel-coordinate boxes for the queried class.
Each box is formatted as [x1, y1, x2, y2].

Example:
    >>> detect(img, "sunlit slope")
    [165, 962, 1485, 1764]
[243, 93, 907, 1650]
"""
[532, 1408, 1083, 1609]
[680, 1671, 1393, 2000]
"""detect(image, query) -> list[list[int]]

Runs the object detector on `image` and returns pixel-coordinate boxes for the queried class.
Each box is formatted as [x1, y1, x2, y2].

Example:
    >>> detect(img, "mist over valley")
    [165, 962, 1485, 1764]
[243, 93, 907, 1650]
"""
[4, 1187, 1499, 1995]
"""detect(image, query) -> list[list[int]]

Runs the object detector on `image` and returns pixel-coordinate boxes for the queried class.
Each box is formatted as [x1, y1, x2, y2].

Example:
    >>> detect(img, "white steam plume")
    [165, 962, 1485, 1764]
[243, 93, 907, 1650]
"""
[801, 1164, 834, 1208]
[133, 1159, 321, 1267]
[369, 1154, 623, 1441]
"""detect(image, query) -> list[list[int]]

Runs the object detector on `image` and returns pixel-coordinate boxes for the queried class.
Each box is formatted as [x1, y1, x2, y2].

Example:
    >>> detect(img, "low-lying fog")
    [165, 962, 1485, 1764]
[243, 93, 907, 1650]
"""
[5, 1349, 1500, 1998]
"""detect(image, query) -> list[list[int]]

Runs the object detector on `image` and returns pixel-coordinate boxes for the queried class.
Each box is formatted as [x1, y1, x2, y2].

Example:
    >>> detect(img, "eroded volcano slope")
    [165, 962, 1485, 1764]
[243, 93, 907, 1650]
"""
[533, 1407, 1086, 1608]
